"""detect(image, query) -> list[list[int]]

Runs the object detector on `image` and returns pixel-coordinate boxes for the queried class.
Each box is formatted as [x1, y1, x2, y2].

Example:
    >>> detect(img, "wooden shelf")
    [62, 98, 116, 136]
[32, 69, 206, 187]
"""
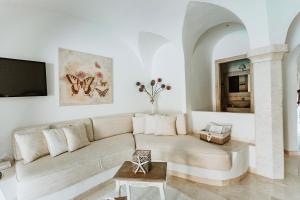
[226, 107, 251, 113]
[215, 55, 254, 113]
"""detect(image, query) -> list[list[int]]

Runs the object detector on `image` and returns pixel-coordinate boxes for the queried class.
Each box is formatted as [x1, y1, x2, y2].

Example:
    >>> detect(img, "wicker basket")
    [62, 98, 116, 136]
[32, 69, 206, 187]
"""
[199, 130, 230, 145]
[132, 150, 151, 173]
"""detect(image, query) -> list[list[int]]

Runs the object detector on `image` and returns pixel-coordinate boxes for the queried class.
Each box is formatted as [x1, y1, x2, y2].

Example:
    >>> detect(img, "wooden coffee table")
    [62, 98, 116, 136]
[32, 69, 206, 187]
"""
[113, 161, 167, 200]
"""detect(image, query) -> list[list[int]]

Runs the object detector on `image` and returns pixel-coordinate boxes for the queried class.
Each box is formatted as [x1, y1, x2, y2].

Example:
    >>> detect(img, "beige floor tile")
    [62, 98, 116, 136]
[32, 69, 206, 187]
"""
[75, 156, 300, 200]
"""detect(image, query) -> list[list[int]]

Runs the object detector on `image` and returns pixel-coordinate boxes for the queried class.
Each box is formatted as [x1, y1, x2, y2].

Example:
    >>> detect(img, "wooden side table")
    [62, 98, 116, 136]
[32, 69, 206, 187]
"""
[113, 161, 167, 200]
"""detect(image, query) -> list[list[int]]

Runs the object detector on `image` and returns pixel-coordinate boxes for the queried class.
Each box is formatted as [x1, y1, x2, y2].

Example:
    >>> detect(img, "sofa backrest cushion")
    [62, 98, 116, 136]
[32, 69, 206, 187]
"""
[13, 125, 50, 161]
[132, 116, 145, 134]
[92, 114, 133, 140]
[12, 118, 94, 161]
[135, 113, 187, 135]
[50, 118, 94, 142]
[63, 124, 91, 152]
[155, 115, 177, 136]
[15, 131, 50, 164]
[43, 128, 68, 157]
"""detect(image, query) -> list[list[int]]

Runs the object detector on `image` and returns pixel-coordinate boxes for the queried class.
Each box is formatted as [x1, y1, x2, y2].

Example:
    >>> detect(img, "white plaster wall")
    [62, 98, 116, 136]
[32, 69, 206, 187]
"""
[212, 29, 249, 110]
[213, 29, 249, 60]
[0, 5, 149, 156]
[138, 32, 169, 71]
[266, 0, 300, 44]
[249, 145, 256, 170]
[192, 111, 255, 144]
[151, 43, 186, 113]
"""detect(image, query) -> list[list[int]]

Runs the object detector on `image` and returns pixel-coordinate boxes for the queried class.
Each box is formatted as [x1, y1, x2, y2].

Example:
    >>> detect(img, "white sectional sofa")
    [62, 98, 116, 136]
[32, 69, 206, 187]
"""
[12, 113, 249, 200]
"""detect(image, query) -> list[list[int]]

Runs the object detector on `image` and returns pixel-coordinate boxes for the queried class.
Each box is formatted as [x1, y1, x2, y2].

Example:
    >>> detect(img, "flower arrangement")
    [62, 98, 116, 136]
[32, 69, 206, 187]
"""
[136, 78, 171, 114]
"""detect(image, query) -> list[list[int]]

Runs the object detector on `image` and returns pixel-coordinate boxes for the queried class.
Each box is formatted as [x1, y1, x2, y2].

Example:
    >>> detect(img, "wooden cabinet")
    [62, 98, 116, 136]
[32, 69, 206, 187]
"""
[215, 55, 253, 113]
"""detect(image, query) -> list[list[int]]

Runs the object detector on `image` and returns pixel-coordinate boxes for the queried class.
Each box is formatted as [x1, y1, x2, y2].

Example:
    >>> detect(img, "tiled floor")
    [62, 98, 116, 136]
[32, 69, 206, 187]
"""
[76, 156, 300, 200]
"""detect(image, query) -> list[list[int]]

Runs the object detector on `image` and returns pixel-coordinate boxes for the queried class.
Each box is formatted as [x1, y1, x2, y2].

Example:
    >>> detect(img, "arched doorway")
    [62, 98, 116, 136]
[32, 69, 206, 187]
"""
[283, 12, 300, 153]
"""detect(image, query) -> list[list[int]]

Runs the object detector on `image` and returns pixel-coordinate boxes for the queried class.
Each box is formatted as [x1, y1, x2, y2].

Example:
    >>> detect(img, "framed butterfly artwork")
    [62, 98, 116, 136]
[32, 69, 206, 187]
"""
[59, 48, 113, 106]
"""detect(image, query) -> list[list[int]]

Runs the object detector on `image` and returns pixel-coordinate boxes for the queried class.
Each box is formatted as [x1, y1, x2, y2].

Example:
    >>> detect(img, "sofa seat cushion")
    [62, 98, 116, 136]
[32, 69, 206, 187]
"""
[16, 133, 135, 200]
[134, 134, 231, 171]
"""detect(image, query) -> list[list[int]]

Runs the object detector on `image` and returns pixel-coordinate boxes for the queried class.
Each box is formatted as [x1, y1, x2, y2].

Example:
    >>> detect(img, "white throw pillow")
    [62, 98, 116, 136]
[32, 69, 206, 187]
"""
[205, 122, 232, 134]
[209, 125, 223, 134]
[63, 124, 90, 152]
[176, 114, 187, 135]
[15, 132, 49, 164]
[43, 129, 68, 157]
[144, 115, 157, 134]
[155, 115, 177, 136]
[221, 124, 232, 134]
[132, 117, 145, 134]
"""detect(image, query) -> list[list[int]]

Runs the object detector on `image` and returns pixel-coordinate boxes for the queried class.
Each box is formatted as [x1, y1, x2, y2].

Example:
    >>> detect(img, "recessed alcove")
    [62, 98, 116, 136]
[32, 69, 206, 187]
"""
[182, 2, 250, 113]
[215, 55, 253, 113]
[182, 2, 254, 144]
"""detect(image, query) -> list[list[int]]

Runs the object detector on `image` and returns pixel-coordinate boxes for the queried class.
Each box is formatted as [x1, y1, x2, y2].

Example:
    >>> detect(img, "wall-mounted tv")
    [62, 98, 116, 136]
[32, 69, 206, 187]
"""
[0, 57, 47, 97]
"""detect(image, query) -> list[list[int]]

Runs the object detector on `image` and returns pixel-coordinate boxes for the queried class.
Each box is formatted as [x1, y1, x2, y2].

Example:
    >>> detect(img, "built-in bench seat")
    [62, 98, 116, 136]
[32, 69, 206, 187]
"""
[134, 134, 232, 171]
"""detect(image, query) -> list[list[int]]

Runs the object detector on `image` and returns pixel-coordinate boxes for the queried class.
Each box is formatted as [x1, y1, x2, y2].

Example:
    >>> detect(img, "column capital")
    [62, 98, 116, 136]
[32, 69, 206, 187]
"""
[247, 44, 288, 63]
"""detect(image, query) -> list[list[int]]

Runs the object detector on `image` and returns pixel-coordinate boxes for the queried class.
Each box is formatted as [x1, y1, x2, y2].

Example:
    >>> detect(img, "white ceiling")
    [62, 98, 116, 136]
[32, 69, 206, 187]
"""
[0, 0, 245, 50]
[183, 1, 243, 53]
[0, 0, 186, 27]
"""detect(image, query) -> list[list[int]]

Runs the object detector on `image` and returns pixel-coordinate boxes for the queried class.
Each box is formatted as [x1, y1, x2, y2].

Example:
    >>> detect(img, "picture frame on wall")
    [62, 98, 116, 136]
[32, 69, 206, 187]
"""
[59, 48, 113, 106]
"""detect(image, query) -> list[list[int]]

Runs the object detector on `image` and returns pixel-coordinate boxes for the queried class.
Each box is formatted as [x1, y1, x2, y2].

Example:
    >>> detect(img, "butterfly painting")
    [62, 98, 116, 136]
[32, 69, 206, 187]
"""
[100, 80, 107, 87]
[95, 88, 109, 97]
[66, 74, 95, 96]
[59, 48, 113, 106]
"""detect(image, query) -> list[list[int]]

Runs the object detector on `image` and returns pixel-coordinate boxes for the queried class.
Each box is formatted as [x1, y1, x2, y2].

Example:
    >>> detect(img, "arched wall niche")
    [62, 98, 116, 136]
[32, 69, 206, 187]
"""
[190, 23, 249, 111]
[183, 2, 250, 114]
[283, 11, 300, 151]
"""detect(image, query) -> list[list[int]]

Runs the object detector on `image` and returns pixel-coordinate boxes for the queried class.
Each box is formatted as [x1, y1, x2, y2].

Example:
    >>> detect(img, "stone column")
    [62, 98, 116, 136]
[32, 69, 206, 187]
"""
[248, 44, 288, 179]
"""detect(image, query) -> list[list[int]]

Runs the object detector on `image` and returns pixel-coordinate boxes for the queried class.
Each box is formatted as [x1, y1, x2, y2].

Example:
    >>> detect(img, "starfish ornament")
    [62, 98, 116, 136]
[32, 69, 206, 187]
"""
[131, 155, 149, 174]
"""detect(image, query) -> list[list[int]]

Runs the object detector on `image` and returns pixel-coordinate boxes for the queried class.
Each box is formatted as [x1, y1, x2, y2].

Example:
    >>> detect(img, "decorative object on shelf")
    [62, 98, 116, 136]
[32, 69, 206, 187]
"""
[131, 150, 151, 174]
[136, 78, 171, 114]
[199, 122, 231, 145]
[59, 48, 113, 106]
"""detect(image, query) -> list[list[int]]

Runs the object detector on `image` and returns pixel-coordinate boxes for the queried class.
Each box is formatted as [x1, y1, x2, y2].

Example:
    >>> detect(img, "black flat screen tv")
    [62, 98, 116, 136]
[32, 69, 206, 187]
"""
[0, 57, 47, 97]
